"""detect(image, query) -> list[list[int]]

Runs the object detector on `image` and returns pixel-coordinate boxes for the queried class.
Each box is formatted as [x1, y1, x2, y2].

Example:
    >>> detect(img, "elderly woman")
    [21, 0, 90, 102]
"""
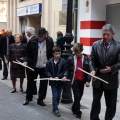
[8, 33, 26, 93]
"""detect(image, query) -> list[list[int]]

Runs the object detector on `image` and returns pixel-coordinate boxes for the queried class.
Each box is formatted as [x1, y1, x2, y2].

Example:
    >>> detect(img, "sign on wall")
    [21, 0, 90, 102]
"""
[0, 2, 7, 22]
[17, 7, 27, 16]
[17, 3, 42, 16]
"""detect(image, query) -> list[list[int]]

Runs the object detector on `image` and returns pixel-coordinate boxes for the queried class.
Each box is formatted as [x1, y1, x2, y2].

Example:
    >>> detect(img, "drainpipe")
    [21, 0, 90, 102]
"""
[74, 0, 78, 43]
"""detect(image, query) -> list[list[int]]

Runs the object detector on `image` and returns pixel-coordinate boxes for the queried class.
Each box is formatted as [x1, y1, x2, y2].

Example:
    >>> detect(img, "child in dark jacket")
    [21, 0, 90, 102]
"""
[46, 46, 66, 117]
[63, 43, 91, 119]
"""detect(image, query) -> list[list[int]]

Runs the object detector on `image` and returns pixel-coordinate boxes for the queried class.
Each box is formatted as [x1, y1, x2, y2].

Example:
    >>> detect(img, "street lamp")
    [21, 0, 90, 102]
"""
[61, 0, 73, 103]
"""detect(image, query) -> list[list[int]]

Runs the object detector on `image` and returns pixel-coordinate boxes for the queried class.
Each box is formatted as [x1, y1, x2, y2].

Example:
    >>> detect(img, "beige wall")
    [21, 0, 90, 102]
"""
[41, 0, 66, 40]
[7, 0, 66, 41]
[0, 0, 7, 29]
[107, 0, 120, 4]
[28, 15, 41, 31]
[7, 0, 120, 38]
[7, 0, 17, 34]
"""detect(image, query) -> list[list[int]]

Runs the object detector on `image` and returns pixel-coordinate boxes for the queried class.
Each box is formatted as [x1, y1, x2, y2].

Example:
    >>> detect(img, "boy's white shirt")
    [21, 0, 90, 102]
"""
[71, 54, 84, 84]
[54, 59, 58, 64]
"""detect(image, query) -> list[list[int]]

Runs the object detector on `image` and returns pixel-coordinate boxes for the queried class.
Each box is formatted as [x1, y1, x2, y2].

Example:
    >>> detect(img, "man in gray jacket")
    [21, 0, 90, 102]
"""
[90, 24, 120, 120]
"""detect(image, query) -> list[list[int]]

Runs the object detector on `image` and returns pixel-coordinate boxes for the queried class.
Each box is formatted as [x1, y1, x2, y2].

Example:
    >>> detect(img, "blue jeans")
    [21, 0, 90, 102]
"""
[51, 84, 62, 111]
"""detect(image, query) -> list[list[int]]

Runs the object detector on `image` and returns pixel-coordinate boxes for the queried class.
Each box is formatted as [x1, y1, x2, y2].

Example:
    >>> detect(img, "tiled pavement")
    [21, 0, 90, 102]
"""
[0, 70, 120, 120]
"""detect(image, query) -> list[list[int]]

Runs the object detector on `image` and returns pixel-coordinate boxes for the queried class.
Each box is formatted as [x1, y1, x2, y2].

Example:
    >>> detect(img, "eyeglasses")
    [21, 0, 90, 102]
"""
[103, 33, 112, 36]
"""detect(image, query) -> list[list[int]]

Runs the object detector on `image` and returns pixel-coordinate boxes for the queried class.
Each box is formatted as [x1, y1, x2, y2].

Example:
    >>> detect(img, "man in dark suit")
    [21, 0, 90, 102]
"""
[90, 24, 120, 120]
[23, 27, 54, 106]
[0, 29, 15, 80]
[0, 33, 2, 70]
[23, 27, 36, 94]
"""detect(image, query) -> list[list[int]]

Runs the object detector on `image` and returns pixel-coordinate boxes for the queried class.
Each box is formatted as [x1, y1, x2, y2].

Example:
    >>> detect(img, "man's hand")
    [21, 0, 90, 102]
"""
[62, 76, 67, 81]
[20, 57, 23, 60]
[90, 71, 96, 77]
[23, 62, 28, 67]
[100, 66, 111, 73]
[5, 60, 8, 64]
[85, 82, 90, 87]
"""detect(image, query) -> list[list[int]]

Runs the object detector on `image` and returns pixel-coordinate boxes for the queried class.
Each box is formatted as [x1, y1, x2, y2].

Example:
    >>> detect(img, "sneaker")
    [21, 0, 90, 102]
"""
[53, 110, 61, 117]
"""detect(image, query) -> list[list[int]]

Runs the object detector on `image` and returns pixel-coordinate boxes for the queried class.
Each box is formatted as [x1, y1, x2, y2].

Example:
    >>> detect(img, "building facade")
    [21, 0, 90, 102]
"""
[7, 0, 67, 40]
[77, 0, 120, 55]
[7, 0, 120, 50]
[0, 0, 7, 29]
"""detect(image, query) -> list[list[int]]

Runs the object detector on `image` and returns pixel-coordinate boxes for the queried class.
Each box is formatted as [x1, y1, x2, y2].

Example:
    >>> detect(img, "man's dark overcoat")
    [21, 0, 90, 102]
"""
[90, 39, 120, 89]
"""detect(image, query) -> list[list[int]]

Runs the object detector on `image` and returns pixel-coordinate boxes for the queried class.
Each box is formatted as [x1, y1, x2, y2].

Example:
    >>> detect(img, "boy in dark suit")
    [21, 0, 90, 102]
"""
[46, 46, 66, 117]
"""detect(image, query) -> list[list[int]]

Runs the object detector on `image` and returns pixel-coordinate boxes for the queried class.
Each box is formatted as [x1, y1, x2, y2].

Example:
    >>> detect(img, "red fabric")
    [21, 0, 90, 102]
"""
[74, 57, 84, 81]
[105, 43, 109, 51]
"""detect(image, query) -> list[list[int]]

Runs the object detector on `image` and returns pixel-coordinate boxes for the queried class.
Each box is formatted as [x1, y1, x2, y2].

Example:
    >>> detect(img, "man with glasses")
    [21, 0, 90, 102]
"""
[90, 24, 120, 120]
[23, 27, 54, 106]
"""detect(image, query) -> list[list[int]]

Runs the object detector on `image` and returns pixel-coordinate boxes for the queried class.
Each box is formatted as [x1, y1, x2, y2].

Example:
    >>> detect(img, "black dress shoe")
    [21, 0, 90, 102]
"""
[23, 99, 29, 105]
[19, 88, 23, 93]
[11, 89, 16, 93]
[37, 100, 46, 106]
[76, 111, 82, 119]
[1, 76, 7, 80]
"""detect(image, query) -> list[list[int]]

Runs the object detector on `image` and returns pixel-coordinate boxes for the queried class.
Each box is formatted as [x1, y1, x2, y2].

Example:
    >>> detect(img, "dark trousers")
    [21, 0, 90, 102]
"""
[51, 84, 62, 111]
[26, 69, 37, 100]
[2, 57, 8, 77]
[26, 68, 48, 101]
[0, 58, 2, 70]
[35, 68, 48, 101]
[90, 85, 117, 120]
[72, 80, 84, 114]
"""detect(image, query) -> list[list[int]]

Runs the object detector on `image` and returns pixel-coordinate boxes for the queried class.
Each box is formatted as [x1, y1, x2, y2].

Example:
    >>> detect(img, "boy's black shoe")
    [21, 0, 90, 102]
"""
[37, 100, 46, 106]
[1, 76, 7, 80]
[23, 99, 29, 105]
[76, 111, 82, 119]
[53, 110, 61, 117]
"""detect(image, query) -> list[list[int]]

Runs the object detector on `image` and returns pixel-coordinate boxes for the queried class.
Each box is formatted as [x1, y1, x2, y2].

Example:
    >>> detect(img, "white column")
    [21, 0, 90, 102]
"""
[77, 0, 108, 55]
[7, 0, 10, 28]
[13, 0, 17, 34]
[9, 0, 13, 30]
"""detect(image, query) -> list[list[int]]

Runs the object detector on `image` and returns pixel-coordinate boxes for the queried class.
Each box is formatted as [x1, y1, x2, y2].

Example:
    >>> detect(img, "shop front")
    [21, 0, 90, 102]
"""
[17, 3, 42, 33]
